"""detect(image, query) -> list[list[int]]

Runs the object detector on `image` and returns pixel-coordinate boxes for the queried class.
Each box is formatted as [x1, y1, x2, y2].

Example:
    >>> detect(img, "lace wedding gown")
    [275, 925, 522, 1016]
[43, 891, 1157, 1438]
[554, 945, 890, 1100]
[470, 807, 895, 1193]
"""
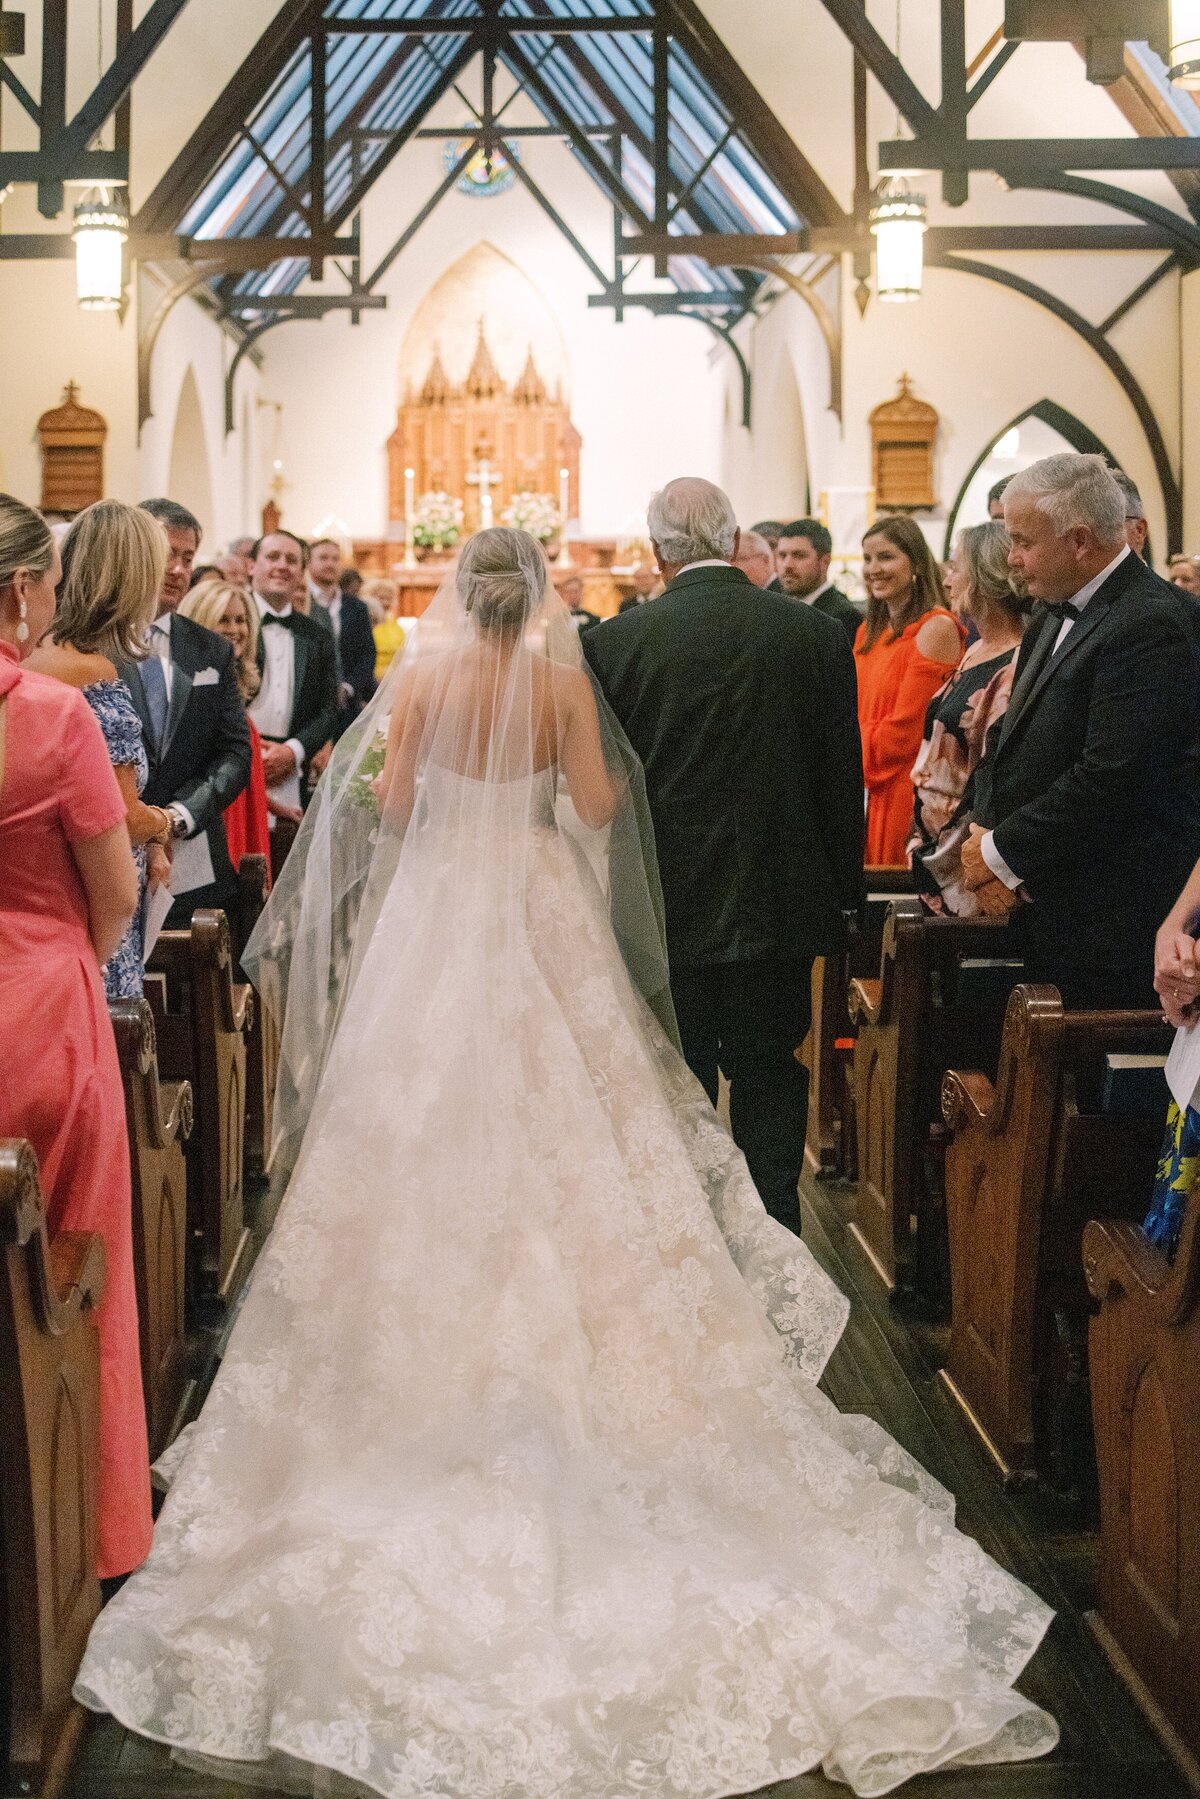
[77, 763, 1058, 1799]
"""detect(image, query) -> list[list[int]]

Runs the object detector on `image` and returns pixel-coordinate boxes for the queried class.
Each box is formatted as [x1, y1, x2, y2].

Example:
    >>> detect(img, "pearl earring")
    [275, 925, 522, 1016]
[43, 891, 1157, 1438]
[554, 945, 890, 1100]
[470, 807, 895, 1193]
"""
[16, 598, 29, 644]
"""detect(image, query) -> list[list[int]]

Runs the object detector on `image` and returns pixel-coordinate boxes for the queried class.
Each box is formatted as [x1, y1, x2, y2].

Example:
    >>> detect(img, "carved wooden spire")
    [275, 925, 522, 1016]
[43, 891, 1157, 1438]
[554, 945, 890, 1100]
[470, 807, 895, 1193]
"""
[465, 320, 502, 399]
[512, 346, 547, 406]
[419, 344, 452, 405]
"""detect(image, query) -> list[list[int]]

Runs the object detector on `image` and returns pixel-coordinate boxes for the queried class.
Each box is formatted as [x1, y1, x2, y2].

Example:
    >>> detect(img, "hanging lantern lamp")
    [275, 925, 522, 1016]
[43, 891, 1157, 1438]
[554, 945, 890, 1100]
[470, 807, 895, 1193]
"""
[869, 177, 927, 303]
[1169, 1, 1200, 87]
[72, 187, 128, 311]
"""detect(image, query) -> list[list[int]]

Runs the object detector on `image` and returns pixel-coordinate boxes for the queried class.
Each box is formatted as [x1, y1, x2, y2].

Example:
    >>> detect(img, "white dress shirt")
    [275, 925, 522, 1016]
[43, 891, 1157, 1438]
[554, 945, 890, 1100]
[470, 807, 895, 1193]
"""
[981, 546, 1129, 891]
[144, 612, 195, 837]
[677, 559, 734, 576]
[248, 593, 306, 806]
[799, 577, 835, 607]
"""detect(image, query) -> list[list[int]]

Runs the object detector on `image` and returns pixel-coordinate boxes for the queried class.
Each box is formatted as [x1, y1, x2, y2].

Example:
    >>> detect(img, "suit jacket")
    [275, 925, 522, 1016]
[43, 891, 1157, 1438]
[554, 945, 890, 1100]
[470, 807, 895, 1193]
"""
[332, 592, 378, 723]
[118, 613, 251, 895]
[584, 562, 864, 968]
[809, 584, 864, 646]
[254, 605, 341, 763]
[976, 551, 1200, 1000]
[570, 607, 602, 631]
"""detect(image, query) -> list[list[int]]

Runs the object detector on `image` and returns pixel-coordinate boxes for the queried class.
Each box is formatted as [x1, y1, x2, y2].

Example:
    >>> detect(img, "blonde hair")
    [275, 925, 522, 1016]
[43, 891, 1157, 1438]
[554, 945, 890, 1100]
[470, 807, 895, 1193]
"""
[55, 500, 167, 661]
[458, 527, 546, 633]
[179, 580, 261, 700]
[956, 521, 1030, 632]
[0, 492, 55, 591]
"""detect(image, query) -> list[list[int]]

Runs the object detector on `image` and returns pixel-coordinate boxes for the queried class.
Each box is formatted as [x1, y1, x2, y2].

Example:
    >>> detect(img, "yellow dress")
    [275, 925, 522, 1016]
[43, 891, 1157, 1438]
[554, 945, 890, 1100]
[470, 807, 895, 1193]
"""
[373, 617, 406, 682]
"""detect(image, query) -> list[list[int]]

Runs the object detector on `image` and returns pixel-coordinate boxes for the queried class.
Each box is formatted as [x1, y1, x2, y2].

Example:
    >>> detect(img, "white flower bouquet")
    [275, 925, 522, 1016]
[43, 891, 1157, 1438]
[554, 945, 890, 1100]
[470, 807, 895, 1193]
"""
[413, 491, 465, 549]
[501, 490, 560, 542]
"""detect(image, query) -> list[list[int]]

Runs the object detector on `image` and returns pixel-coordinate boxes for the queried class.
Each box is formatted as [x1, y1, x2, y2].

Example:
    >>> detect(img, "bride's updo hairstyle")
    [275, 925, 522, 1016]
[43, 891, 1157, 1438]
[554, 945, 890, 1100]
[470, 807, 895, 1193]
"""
[459, 526, 547, 634]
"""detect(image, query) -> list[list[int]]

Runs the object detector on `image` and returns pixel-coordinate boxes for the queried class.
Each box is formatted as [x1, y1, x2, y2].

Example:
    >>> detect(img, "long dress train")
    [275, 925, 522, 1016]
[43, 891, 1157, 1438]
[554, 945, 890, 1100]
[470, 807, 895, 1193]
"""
[76, 765, 1058, 1797]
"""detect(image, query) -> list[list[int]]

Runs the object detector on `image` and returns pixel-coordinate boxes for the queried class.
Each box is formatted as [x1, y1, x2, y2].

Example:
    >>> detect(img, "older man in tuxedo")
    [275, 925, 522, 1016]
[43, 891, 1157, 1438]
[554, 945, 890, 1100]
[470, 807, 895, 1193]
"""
[584, 477, 864, 1235]
[247, 531, 340, 818]
[962, 453, 1200, 1008]
[122, 499, 251, 924]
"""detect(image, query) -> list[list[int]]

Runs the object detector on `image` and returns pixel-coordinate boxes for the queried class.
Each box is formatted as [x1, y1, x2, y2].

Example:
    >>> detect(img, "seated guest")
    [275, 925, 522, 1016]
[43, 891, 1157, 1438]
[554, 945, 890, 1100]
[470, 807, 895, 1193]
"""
[987, 477, 1011, 520]
[131, 499, 252, 926]
[0, 492, 152, 1581]
[368, 578, 406, 681]
[775, 519, 862, 643]
[1168, 554, 1200, 597]
[856, 516, 965, 866]
[1112, 469, 1150, 559]
[618, 562, 661, 611]
[907, 521, 1028, 909]
[178, 581, 278, 876]
[1148, 854, 1200, 1256]
[309, 536, 377, 731]
[27, 501, 172, 998]
[247, 530, 340, 821]
[561, 573, 600, 630]
[962, 452, 1200, 1009]
[732, 531, 775, 589]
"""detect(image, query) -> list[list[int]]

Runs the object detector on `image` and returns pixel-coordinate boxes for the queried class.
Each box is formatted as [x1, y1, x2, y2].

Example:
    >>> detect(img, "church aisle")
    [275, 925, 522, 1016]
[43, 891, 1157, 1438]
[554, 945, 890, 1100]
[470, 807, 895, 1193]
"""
[65, 1169, 1183, 1799]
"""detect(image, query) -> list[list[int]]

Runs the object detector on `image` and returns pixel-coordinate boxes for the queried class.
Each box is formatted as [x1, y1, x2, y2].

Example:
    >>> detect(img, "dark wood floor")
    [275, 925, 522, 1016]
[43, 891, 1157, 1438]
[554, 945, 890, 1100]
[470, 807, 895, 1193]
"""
[66, 1169, 1185, 1799]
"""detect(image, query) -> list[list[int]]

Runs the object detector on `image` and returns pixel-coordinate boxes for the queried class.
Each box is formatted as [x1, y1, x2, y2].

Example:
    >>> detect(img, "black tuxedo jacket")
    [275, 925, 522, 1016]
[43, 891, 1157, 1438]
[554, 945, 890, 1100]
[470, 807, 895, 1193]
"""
[976, 551, 1200, 1002]
[583, 563, 864, 968]
[255, 603, 341, 763]
[117, 613, 251, 894]
[809, 584, 863, 646]
[334, 592, 378, 718]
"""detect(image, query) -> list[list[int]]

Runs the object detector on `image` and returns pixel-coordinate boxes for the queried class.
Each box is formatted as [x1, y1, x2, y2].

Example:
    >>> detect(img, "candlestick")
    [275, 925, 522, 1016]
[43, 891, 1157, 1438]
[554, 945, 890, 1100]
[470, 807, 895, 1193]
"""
[558, 467, 571, 569]
[404, 466, 416, 569]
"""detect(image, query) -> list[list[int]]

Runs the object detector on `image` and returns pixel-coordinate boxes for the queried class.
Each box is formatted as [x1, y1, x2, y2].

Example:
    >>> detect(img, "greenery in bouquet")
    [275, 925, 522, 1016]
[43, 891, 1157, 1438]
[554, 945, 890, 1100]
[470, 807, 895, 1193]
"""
[347, 731, 388, 815]
[413, 491, 464, 549]
[501, 490, 560, 543]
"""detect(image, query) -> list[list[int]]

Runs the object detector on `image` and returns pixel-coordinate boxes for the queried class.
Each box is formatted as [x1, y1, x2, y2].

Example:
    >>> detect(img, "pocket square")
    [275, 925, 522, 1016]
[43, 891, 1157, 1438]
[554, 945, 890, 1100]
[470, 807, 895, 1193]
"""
[192, 668, 220, 687]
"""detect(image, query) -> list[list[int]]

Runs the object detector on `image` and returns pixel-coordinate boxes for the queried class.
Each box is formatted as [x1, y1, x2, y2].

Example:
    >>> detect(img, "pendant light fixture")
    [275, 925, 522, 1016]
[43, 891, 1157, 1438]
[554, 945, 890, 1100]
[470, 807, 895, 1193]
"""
[1169, 0, 1200, 87]
[72, 186, 129, 311]
[870, 177, 927, 303]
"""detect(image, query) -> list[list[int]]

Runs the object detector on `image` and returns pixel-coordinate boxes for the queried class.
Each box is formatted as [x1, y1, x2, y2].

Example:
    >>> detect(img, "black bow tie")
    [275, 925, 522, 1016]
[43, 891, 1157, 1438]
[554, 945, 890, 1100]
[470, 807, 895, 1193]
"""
[261, 610, 297, 630]
[1043, 600, 1080, 622]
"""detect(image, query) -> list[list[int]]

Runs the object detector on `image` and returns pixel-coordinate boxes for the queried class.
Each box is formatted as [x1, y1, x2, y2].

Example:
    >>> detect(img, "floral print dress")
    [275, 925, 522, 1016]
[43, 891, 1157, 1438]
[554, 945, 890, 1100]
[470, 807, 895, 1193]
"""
[83, 678, 148, 999]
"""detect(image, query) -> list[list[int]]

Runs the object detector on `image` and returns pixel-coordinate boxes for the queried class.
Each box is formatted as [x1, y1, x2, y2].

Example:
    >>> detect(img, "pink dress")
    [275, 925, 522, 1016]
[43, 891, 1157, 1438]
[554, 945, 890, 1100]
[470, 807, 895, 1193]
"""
[0, 641, 153, 1578]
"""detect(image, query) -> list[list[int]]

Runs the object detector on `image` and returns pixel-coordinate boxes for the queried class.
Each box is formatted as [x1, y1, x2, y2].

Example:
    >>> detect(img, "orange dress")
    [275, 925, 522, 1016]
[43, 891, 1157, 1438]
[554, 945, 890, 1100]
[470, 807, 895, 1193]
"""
[854, 609, 965, 867]
[0, 643, 153, 1578]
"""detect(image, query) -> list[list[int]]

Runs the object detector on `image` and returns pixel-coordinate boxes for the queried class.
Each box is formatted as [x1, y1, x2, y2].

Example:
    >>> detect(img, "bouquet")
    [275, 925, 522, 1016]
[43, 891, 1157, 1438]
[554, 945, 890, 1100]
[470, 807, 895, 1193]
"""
[346, 731, 388, 815]
[413, 491, 464, 550]
[501, 490, 560, 542]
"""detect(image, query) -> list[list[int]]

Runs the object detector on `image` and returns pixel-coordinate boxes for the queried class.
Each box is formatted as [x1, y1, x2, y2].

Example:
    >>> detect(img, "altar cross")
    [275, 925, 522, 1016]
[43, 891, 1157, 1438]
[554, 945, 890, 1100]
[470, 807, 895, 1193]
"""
[467, 457, 499, 530]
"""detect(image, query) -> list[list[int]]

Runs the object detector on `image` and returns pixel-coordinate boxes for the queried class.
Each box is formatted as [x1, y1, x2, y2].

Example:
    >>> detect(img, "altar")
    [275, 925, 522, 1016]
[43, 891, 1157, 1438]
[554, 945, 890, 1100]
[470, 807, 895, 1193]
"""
[350, 541, 634, 621]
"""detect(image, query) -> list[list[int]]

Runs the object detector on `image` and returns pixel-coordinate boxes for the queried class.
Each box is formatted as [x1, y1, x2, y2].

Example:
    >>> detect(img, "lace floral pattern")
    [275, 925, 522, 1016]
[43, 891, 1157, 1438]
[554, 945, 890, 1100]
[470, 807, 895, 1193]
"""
[77, 769, 1057, 1798]
[83, 678, 147, 999]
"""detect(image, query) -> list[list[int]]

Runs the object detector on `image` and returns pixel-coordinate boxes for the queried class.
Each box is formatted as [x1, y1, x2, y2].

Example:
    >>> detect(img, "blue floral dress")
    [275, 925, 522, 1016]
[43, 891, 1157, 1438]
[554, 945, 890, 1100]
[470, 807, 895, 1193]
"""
[83, 679, 148, 1000]
[1143, 1099, 1200, 1257]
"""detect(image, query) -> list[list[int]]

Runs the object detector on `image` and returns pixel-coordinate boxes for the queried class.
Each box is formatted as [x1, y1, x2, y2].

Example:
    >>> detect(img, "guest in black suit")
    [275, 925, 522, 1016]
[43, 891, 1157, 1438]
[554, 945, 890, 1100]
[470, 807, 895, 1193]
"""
[246, 531, 340, 819]
[962, 453, 1200, 1009]
[617, 563, 660, 613]
[308, 538, 377, 734]
[775, 520, 863, 645]
[584, 477, 864, 1234]
[127, 499, 251, 922]
[560, 573, 600, 631]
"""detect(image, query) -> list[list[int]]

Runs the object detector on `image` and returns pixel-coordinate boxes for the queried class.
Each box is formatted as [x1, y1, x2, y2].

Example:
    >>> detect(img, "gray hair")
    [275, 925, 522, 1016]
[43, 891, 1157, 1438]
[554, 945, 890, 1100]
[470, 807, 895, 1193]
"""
[736, 530, 773, 560]
[1110, 469, 1144, 521]
[647, 477, 738, 566]
[1003, 453, 1125, 544]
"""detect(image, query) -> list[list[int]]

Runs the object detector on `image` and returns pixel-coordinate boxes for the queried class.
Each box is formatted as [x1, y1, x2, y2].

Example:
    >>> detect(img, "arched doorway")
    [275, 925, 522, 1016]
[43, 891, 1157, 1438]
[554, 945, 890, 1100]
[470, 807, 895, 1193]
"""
[166, 366, 216, 543]
[944, 401, 1115, 554]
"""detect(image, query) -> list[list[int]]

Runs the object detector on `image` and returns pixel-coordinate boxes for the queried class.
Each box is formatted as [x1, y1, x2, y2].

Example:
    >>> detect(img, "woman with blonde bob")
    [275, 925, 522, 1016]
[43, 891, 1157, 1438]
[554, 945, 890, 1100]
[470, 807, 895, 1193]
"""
[178, 580, 274, 876]
[854, 514, 965, 864]
[907, 520, 1030, 910]
[28, 498, 170, 997]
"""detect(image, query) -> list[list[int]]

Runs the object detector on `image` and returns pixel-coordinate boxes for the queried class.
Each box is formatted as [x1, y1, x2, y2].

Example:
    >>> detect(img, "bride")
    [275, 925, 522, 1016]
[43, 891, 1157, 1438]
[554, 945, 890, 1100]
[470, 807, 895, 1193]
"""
[76, 527, 1058, 1798]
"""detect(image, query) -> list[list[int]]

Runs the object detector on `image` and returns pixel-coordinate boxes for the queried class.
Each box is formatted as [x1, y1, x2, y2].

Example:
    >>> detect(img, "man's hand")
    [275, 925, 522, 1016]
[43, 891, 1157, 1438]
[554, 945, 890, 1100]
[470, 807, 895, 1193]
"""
[1155, 919, 1200, 1027]
[973, 876, 1019, 917]
[960, 823, 992, 892]
[262, 741, 298, 785]
[310, 741, 333, 779]
[265, 795, 304, 825]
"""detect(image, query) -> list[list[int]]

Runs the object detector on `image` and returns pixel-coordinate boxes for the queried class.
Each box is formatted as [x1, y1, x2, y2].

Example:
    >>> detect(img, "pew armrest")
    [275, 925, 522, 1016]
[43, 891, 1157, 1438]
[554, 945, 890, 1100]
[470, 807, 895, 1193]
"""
[941, 1068, 998, 1132]
[47, 1231, 107, 1329]
[1, 1142, 107, 1333]
[232, 983, 254, 1036]
[1083, 1208, 1200, 1326]
[848, 978, 883, 1026]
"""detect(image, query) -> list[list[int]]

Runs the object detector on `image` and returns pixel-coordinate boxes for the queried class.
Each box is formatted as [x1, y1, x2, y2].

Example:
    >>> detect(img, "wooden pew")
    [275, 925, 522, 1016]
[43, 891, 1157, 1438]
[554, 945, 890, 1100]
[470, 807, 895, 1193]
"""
[146, 908, 254, 1310]
[109, 998, 195, 1460]
[802, 869, 913, 1182]
[848, 899, 1022, 1301]
[1084, 1187, 1200, 1786]
[234, 853, 277, 1178]
[940, 985, 1170, 1486]
[0, 1140, 104, 1799]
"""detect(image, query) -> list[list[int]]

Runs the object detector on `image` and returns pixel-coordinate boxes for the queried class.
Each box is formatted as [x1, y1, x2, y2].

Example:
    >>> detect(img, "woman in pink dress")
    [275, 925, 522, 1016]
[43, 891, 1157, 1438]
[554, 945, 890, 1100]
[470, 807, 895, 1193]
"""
[0, 493, 153, 1581]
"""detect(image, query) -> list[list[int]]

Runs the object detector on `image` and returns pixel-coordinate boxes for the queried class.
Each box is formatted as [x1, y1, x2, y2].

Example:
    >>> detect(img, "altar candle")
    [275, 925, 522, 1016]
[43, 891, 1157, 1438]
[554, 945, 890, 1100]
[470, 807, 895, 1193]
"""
[559, 467, 571, 568]
[404, 466, 416, 568]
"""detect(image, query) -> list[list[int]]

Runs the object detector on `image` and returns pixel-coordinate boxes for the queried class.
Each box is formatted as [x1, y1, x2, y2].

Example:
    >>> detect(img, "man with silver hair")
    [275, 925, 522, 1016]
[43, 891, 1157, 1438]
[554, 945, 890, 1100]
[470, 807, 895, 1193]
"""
[584, 476, 864, 1236]
[961, 451, 1199, 1008]
[732, 529, 775, 588]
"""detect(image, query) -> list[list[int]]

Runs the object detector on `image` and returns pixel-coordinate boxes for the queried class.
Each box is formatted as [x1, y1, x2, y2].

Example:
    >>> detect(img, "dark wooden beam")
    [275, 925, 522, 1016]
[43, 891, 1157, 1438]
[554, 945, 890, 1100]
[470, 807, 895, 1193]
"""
[37, 0, 68, 216]
[55, 0, 191, 168]
[813, 0, 940, 135]
[880, 135, 1200, 173]
[1, 149, 124, 192]
[621, 223, 1196, 258]
[939, 0, 969, 206]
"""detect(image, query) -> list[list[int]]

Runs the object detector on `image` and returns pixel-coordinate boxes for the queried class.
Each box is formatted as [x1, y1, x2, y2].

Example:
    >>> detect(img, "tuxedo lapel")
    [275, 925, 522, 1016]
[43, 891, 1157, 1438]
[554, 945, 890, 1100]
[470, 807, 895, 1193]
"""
[999, 592, 1114, 756]
[291, 622, 310, 729]
[118, 658, 160, 769]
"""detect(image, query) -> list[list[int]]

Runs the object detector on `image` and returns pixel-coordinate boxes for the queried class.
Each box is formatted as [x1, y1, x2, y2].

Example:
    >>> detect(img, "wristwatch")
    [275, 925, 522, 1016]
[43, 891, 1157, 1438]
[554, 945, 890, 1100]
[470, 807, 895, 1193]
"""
[166, 805, 190, 840]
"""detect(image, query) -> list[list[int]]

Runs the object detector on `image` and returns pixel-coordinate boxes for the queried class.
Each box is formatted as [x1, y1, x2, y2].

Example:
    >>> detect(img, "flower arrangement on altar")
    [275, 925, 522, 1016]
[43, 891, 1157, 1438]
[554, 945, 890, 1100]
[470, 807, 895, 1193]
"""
[413, 491, 465, 550]
[500, 490, 560, 543]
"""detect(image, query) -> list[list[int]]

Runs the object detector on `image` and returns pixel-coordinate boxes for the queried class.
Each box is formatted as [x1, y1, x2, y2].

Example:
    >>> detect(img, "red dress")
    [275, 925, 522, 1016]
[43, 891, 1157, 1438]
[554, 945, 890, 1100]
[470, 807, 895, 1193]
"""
[854, 609, 965, 867]
[0, 642, 153, 1578]
[222, 715, 271, 884]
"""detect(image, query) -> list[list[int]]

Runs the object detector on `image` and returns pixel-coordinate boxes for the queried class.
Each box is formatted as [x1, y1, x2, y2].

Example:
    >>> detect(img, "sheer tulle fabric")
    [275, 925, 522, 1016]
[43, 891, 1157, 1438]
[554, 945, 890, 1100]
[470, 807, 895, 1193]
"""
[75, 536, 1058, 1796]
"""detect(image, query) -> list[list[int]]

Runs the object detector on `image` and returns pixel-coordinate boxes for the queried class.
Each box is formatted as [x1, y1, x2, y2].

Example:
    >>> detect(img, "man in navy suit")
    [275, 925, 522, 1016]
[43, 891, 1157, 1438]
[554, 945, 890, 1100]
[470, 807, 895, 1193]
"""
[308, 537, 377, 735]
[124, 499, 251, 924]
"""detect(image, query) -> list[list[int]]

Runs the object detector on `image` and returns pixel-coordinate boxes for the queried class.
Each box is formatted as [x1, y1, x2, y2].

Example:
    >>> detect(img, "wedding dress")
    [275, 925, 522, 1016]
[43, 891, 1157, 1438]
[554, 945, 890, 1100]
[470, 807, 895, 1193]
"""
[76, 533, 1058, 1798]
